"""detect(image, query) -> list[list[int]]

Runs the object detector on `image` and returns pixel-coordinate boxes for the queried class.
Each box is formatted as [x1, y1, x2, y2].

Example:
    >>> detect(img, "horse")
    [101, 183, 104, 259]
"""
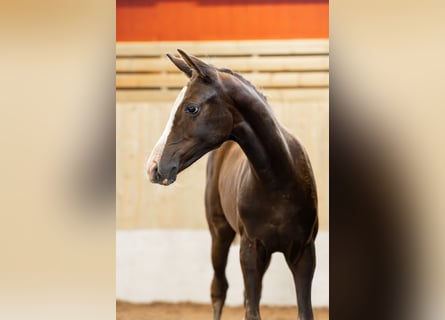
[146, 49, 318, 320]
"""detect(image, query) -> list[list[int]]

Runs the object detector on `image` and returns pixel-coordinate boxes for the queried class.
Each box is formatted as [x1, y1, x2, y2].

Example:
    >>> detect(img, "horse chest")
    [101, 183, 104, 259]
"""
[236, 191, 308, 248]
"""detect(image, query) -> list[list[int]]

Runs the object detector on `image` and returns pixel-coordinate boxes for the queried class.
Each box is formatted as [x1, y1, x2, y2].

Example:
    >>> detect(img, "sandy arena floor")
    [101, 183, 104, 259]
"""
[117, 301, 329, 320]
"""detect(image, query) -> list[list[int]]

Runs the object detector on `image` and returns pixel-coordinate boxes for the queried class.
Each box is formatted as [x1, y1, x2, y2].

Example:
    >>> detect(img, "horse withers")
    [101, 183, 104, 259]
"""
[146, 49, 318, 320]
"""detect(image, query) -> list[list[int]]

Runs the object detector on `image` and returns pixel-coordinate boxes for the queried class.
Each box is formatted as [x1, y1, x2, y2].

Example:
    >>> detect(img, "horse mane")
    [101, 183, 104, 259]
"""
[217, 67, 268, 102]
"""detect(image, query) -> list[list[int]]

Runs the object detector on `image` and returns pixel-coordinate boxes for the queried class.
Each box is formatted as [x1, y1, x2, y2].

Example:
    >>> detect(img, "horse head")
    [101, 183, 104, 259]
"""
[146, 50, 234, 185]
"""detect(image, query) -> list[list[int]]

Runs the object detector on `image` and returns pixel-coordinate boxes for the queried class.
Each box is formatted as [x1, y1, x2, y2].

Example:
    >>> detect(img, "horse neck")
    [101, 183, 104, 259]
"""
[226, 77, 296, 186]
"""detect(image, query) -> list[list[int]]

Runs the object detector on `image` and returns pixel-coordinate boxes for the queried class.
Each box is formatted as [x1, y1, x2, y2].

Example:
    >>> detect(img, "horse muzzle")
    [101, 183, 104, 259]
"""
[147, 160, 178, 186]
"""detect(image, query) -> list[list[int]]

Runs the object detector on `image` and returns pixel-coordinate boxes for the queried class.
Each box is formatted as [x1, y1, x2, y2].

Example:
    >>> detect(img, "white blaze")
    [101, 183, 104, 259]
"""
[146, 86, 187, 177]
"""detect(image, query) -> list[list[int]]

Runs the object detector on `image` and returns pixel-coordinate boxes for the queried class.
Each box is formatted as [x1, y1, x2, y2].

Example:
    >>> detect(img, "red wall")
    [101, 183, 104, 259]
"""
[117, 0, 329, 41]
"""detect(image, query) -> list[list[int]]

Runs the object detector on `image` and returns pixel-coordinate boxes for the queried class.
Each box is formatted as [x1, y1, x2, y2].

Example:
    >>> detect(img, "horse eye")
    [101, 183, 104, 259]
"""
[185, 104, 200, 114]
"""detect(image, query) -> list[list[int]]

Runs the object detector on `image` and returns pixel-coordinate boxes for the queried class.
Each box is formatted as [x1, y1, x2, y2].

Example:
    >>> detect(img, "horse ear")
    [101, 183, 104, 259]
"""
[177, 49, 215, 82]
[166, 53, 192, 78]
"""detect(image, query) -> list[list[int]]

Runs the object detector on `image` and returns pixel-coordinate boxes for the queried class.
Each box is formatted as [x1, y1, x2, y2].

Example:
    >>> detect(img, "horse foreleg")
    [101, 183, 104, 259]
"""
[210, 226, 235, 320]
[286, 242, 316, 320]
[240, 236, 271, 320]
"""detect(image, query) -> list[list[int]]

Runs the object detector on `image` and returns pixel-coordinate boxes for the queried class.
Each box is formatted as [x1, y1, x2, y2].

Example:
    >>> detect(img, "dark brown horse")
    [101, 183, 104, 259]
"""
[146, 50, 318, 320]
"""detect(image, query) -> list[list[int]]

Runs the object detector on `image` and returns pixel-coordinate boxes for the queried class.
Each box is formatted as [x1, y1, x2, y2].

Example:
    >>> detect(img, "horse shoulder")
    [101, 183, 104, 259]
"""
[206, 141, 247, 232]
[283, 132, 318, 206]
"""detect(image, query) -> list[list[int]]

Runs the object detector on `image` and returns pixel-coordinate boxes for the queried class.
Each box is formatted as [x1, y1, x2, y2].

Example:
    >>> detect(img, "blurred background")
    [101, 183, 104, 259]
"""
[1, 1, 444, 319]
[115, 0, 329, 310]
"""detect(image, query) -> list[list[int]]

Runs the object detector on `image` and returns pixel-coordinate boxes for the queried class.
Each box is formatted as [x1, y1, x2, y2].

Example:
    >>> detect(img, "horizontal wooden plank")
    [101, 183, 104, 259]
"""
[116, 72, 329, 89]
[263, 88, 329, 103]
[116, 73, 187, 88]
[117, 55, 329, 73]
[116, 88, 329, 103]
[116, 39, 329, 57]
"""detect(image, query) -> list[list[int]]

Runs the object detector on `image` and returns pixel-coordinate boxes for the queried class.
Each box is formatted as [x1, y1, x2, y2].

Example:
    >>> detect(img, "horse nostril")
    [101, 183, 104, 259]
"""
[169, 165, 178, 178]
[155, 171, 162, 183]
